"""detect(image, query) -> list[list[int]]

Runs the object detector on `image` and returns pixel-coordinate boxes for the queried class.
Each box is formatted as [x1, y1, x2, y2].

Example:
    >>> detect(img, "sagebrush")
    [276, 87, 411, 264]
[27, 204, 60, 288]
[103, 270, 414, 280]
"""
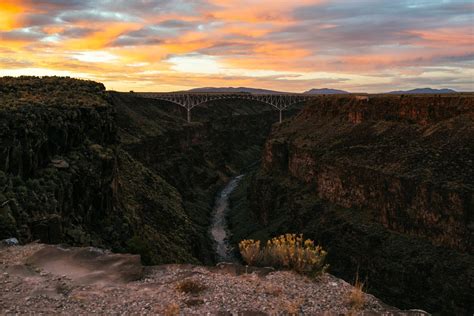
[239, 234, 328, 276]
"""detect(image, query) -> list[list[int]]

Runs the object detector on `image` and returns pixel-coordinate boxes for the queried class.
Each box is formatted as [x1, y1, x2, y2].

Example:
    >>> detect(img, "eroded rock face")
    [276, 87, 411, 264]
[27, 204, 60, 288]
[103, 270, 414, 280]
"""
[111, 93, 281, 264]
[242, 95, 474, 313]
[0, 104, 117, 244]
[0, 78, 284, 266]
[261, 95, 473, 253]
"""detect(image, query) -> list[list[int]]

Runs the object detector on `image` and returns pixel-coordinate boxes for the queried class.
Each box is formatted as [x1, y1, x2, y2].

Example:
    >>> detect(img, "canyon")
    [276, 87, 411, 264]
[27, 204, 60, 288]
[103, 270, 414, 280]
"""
[0, 77, 472, 314]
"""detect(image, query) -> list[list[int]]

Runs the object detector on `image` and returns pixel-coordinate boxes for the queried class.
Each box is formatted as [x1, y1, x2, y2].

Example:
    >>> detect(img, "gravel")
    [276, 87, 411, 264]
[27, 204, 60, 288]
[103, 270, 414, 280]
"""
[0, 243, 428, 315]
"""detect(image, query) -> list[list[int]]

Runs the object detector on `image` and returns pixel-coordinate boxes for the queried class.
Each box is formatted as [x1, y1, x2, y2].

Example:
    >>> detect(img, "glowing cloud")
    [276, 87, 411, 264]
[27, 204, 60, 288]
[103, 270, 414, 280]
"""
[72, 51, 118, 63]
[0, 0, 472, 92]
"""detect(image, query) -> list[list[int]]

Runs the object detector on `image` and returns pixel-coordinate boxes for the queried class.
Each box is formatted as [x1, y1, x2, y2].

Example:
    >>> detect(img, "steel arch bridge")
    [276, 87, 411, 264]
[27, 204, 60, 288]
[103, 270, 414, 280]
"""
[138, 92, 317, 123]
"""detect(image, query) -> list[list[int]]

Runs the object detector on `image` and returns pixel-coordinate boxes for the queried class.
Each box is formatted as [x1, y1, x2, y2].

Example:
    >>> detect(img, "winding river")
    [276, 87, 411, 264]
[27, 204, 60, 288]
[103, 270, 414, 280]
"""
[210, 175, 244, 262]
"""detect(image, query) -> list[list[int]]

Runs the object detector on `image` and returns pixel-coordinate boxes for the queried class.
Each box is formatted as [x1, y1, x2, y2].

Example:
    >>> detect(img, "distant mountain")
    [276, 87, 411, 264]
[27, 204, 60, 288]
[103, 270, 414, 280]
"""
[186, 87, 285, 94]
[304, 88, 350, 94]
[388, 88, 457, 94]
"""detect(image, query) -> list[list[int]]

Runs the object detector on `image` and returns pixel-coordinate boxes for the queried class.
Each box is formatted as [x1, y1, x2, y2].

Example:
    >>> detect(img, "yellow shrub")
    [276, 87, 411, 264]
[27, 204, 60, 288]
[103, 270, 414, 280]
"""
[239, 234, 328, 276]
[239, 239, 261, 266]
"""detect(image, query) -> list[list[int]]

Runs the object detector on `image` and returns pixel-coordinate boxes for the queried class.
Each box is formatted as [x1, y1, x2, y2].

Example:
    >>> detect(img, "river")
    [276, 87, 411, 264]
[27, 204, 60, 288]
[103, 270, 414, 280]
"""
[210, 175, 244, 262]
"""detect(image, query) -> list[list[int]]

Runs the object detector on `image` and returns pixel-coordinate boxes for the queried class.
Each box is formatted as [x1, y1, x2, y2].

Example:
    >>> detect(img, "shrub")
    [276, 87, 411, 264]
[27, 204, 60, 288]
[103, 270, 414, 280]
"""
[239, 234, 328, 276]
[239, 239, 261, 266]
[348, 273, 366, 310]
[176, 279, 207, 294]
[163, 303, 180, 316]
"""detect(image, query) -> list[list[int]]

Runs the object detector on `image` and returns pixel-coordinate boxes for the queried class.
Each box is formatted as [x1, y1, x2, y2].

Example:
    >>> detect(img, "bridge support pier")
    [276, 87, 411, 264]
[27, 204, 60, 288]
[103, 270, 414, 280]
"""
[140, 92, 313, 125]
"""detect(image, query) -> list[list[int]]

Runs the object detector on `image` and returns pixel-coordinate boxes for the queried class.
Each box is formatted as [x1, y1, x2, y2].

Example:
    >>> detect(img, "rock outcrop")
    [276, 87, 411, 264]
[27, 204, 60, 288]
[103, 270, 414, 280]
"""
[111, 92, 281, 264]
[0, 78, 116, 245]
[230, 95, 474, 314]
[0, 243, 411, 315]
[0, 77, 283, 265]
[261, 95, 473, 252]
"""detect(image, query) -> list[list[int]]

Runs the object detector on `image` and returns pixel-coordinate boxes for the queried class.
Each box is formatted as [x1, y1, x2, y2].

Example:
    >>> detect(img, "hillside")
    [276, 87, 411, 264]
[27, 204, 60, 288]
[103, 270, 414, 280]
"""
[186, 87, 284, 94]
[0, 76, 109, 108]
[304, 88, 350, 94]
[388, 88, 457, 94]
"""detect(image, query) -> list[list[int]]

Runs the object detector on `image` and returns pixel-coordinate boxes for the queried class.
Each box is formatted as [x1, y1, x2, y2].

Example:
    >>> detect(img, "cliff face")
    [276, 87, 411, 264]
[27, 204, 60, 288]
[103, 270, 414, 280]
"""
[0, 78, 281, 266]
[0, 80, 201, 264]
[233, 95, 474, 314]
[0, 79, 116, 245]
[263, 95, 473, 253]
[111, 93, 279, 264]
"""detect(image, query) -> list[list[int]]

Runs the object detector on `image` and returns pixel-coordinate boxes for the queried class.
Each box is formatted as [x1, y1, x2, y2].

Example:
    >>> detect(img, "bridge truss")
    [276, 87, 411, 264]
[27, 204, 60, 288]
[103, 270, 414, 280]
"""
[139, 92, 317, 123]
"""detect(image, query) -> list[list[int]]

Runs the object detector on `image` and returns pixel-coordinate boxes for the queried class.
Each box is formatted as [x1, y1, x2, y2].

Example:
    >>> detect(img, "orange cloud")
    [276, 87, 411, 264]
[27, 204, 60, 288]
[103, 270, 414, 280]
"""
[409, 27, 474, 47]
[0, 0, 473, 93]
[0, 0, 26, 30]
[65, 22, 141, 49]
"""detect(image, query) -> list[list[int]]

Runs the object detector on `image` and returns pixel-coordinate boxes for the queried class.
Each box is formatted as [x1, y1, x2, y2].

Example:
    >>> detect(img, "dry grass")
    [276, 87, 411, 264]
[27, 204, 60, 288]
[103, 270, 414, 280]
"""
[261, 284, 283, 296]
[282, 298, 304, 315]
[176, 278, 207, 295]
[163, 303, 180, 316]
[239, 234, 328, 276]
[239, 239, 261, 266]
[348, 273, 366, 310]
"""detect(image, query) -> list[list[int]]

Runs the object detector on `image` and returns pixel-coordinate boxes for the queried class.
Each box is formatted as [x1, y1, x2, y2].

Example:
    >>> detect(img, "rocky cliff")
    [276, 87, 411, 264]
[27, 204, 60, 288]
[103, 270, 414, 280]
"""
[0, 77, 282, 266]
[229, 95, 474, 314]
[263, 95, 473, 252]
[111, 92, 280, 264]
[0, 77, 116, 245]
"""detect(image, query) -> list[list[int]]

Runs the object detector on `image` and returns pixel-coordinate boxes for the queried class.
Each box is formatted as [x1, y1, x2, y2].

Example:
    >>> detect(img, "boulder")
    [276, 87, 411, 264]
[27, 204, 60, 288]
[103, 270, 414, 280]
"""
[26, 245, 144, 285]
[1, 237, 19, 246]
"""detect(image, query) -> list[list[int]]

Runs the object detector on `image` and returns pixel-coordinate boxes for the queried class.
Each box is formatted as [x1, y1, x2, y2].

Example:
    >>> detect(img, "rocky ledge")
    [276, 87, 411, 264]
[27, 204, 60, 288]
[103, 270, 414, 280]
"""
[0, 243, 427, 315]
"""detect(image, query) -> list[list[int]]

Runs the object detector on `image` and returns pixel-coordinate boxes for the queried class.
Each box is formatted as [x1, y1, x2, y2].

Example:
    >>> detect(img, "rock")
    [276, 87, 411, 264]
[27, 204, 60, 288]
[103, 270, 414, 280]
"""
[50, 159, 70, 169]
[26, 245, 144, 285]
[245, 94, 474, 314]
[215, 262, 275, 277]
[1, 238, 19, 246]
[30, 216, 62, 244]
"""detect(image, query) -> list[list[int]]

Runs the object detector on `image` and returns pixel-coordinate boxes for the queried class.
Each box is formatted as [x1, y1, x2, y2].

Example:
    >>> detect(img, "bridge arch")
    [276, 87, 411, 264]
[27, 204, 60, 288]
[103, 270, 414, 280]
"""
[140, 93, 313, 123]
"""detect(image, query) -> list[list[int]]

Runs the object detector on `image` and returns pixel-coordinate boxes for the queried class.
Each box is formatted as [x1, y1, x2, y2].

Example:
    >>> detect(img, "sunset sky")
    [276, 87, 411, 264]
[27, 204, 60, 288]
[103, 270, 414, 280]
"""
[0, 0, 473, 92]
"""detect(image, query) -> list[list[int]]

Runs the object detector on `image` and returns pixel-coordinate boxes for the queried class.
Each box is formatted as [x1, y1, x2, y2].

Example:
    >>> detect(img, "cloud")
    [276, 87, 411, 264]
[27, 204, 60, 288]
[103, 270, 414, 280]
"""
[0, 0, 472, 92]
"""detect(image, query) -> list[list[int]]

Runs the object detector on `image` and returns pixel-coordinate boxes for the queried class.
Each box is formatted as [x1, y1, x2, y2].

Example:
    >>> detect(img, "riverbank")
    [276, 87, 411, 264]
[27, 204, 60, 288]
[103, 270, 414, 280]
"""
[210, 175, 244, 263]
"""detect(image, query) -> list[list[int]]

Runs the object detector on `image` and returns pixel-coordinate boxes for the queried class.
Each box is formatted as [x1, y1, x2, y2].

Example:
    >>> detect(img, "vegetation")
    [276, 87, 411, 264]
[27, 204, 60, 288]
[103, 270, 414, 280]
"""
[239, 234, 328, 277]
[163, 303, 180, 316]
[0, 76, 109, 108]
[112, 92, 280, 264]
[176, 279, 208, 294]
[348, 273, 366, 310]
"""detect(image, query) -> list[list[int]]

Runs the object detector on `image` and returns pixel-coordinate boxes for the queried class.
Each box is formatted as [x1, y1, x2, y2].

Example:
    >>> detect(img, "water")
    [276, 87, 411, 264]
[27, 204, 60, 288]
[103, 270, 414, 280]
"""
[210, 174, 244, 262]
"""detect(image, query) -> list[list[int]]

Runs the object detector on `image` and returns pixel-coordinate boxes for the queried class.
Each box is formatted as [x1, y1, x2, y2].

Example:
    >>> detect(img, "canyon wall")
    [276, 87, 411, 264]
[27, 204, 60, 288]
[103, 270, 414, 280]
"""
[0, 78, 117, 245]
[111, 93, 279, 263]
[230, 95, 473, 314]
[0, 77, 281, 266]
[263, 95, 473, 253]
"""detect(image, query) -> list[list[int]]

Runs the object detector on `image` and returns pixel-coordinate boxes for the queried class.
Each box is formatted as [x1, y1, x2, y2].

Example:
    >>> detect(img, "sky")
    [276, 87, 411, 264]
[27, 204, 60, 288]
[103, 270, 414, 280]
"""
[0, 0, 473, 92]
